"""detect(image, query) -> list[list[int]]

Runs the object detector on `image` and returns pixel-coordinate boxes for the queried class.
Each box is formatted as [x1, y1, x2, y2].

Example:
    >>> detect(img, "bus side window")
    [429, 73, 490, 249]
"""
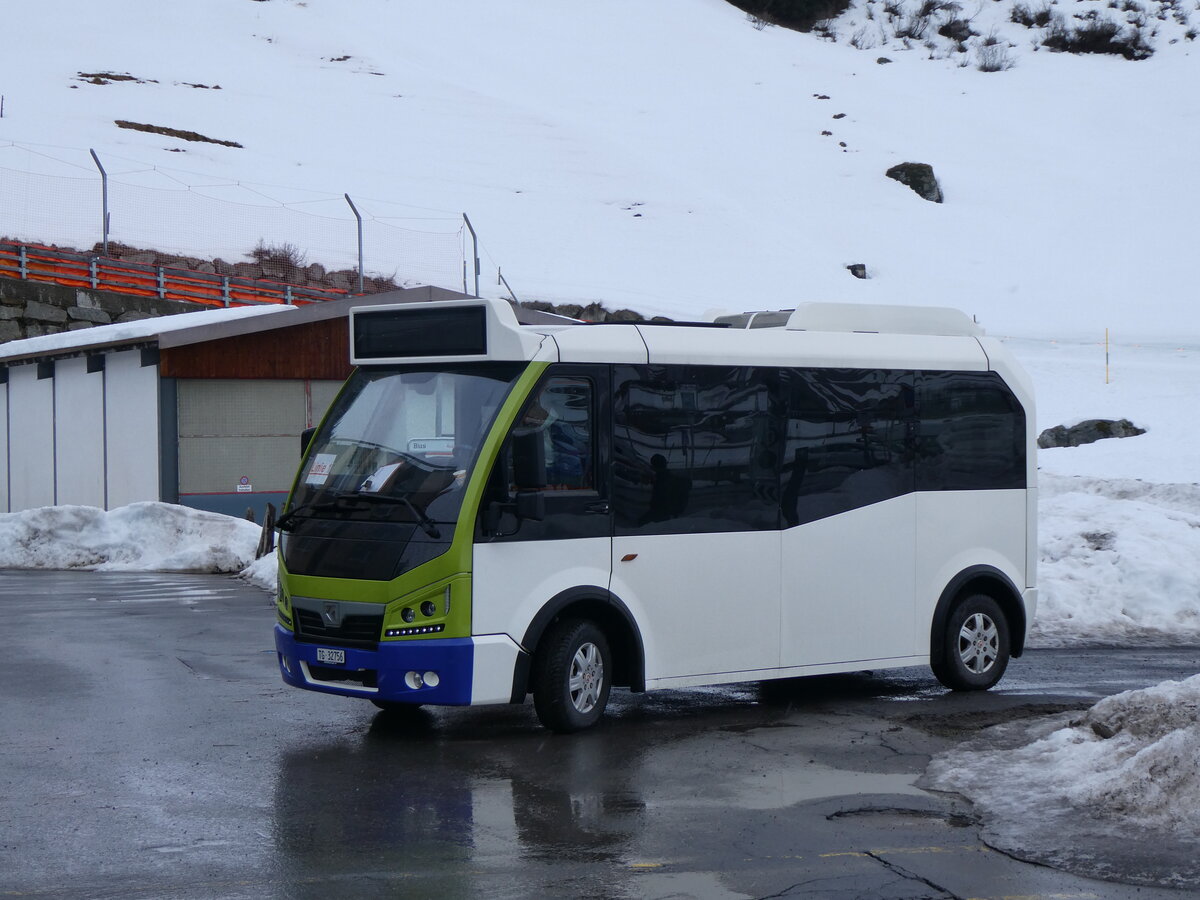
[514, 376, 594, 492]
[916, 372, 1025, 491]
[612, 364, 779, 535]
[478, 370, 606, 543]
[780, 368, 916, 527]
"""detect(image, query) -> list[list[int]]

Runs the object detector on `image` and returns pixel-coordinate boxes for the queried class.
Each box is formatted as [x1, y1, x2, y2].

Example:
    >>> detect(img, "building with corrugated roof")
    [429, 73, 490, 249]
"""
[0, 286, 470, 518]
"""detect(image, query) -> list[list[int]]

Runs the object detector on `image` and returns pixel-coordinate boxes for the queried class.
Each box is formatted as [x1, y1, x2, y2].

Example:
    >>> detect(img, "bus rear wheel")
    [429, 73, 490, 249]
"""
[533, 619, 612, 733]
[932, 594, 1010, 691]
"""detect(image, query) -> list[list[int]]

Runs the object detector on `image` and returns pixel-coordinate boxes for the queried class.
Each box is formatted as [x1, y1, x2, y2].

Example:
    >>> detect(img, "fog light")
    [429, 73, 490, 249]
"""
[420, 600, 436, 617]
[404, 671, 424, 690]
[401, 607, 416, 623]
[422, 670, 440, 688]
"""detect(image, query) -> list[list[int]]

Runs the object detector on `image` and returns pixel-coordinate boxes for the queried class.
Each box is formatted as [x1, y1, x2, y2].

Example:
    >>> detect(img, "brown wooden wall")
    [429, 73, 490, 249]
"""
[160, 318, 352, 380]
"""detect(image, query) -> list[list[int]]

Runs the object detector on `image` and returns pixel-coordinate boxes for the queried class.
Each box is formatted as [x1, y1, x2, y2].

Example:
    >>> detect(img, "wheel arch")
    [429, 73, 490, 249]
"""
[510, 586, 646, 703]
[929, 565, 1027, 667]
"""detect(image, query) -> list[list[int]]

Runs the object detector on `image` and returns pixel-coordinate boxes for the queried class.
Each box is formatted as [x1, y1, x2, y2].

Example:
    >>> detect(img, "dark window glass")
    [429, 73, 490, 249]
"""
[916, 372, 1026, 491]
[353, 306, 487, 359]
[779, 368, 915, 527]
[612, 365, 780, 535]
[479, 368, 609, 543]
[515, 376, 595, 492]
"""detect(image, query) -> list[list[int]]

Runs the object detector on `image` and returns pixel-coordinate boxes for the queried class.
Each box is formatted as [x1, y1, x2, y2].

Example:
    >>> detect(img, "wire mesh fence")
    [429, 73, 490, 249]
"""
[0, 141, 469, 294]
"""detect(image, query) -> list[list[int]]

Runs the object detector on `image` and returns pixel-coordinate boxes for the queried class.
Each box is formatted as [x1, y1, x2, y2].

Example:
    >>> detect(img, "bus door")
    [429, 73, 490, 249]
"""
[471, 365, 613, 640]
[777, 368, 918, 668]
[608, 365, 782, 682]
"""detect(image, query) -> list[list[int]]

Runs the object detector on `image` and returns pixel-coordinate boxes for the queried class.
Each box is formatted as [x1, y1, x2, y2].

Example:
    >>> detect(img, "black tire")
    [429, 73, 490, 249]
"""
[932, 594, 1011, 691]
[532, 619, 612, 733]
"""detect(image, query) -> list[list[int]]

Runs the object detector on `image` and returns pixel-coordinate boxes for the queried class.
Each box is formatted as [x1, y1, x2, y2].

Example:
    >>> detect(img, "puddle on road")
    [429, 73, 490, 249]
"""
[710, 764, 926, 811]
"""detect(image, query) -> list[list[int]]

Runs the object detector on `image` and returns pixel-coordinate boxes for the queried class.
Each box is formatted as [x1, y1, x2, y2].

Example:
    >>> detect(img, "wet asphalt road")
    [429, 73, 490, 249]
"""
[2, 569, 1199, 900]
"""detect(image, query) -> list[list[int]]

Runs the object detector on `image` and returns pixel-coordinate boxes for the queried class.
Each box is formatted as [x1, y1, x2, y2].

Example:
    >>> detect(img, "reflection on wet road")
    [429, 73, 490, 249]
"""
[3, 570, 1197, 899]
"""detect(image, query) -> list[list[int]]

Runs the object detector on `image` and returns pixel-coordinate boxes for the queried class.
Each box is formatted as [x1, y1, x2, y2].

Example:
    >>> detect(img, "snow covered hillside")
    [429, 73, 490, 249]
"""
[3, 0, 1198, 862]
[2, 0, 1198, 338]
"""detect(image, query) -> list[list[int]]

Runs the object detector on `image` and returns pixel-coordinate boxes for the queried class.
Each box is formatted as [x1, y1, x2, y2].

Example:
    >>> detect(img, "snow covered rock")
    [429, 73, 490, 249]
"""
[1038, 418, 1146, 448]
[885, 162, 944, 203]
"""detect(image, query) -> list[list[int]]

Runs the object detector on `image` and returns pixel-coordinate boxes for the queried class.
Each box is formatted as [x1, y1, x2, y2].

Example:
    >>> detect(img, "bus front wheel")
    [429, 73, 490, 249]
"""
[932, 594, 1010, 691]
[533, 619, 612, 733]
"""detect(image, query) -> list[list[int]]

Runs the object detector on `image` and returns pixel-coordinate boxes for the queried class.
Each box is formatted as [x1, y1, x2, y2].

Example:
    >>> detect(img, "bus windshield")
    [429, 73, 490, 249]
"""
[286, 363, 524, 530]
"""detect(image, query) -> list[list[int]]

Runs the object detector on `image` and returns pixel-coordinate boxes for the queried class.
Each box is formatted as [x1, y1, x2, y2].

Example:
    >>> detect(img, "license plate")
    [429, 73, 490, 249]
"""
[316, 647, 345, 665]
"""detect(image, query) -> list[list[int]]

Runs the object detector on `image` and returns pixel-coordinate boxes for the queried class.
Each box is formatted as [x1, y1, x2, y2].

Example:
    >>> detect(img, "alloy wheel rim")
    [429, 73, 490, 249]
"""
[569, 641, 604, 713]
[958, 612, 999, 674]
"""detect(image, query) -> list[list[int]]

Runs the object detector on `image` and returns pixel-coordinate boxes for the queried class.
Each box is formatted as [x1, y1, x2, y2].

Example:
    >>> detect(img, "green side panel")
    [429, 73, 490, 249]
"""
[277, 360, 550, 640]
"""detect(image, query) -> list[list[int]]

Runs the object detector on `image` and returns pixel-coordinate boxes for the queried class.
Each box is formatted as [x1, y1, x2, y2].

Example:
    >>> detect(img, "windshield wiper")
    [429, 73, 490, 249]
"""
[331, 490, 443, 539]
[276, 498, 339, 532]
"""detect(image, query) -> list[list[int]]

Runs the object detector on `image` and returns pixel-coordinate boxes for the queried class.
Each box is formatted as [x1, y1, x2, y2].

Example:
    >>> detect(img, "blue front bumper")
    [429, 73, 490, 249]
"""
[274, 624, 474, 705]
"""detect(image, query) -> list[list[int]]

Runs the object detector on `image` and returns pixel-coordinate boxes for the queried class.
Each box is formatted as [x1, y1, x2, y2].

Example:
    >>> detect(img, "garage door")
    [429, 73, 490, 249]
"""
[177, 379, 341, 514]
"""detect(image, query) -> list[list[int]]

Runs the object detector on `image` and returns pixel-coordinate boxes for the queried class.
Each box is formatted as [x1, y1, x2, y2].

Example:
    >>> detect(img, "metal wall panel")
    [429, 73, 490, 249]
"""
[309, 380, 343, 427]
[104, 350, 160, 508]
[179, 435, 298, 495]
[178, 379, 305, 439]
[7, 364, 55, 511]
[53, 357, 106, 508]
[178, 380, 315, 496]
[0, 382, 9, 512]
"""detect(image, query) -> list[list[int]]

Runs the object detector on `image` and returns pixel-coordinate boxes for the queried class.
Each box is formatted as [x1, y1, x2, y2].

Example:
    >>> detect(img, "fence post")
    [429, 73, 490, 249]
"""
[157, 267, 165, 299]
[18, 244, 27, 279]
[89, 149, 109, 254]
[498, 267, 519, 303]
[222, 276, 230, 307]
[285, 284, 293, 305]
[90, 257, 98, 289]
[344, 193, 364, 295]
[462, 213, 480, 298]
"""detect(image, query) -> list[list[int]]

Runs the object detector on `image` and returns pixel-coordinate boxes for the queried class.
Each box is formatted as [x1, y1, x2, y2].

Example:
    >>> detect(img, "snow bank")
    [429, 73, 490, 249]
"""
[1033, 475, 1200, 646]
[0, 503, 275, 592]
[927, 675, 1200, 835]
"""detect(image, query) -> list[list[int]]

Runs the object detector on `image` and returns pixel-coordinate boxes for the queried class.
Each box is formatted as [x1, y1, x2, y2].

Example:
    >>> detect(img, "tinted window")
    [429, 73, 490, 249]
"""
[515, 376, 595, 492]
[478, 368, 609, 543]
[780, 368, 915, 526]
[612, 365, 780, 535]
[353, 306, 487, 360]
[916, 372, 1026, 491]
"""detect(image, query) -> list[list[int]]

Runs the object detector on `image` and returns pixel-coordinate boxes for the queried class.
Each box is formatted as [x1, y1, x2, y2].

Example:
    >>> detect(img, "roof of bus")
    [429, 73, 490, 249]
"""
[546, 321, 992, 372]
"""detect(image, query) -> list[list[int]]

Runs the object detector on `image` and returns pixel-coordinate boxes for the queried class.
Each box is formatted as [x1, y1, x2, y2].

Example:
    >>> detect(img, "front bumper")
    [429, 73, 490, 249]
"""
[275, 624, 474, 705]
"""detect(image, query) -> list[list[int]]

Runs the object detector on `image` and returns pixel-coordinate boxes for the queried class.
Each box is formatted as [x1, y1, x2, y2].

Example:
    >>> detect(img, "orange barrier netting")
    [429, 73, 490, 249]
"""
[0, 241, 350, 308]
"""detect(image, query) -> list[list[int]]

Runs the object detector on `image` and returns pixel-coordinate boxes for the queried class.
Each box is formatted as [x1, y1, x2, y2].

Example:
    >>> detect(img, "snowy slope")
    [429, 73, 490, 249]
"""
[3, 1, 1199, 859]
[2, 0, 1198, 338]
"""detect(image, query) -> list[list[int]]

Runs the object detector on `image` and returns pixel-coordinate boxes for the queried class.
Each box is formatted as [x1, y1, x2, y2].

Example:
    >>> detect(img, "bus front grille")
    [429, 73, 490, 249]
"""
[294, 609, 383, 649]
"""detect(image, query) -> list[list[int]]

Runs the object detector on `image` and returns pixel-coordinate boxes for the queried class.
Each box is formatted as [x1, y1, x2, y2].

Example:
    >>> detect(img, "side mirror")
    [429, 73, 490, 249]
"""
[511, 428, 547, 490]
[300, 426, 317, 455]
